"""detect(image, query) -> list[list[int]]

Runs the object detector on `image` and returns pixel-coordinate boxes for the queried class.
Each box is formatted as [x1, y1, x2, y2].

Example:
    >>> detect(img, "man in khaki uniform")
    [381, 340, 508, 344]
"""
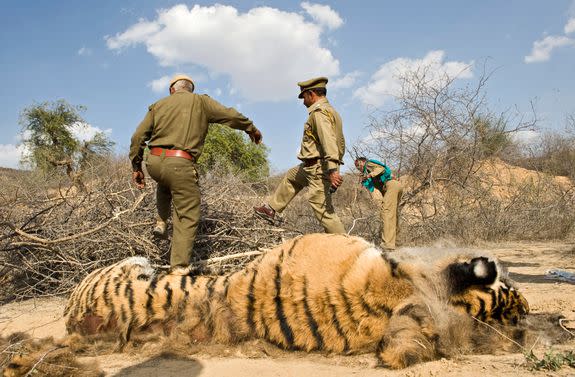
[130, 74, 262, 272]
[254, 77, 345, 233]
[355, 157, 403, 250]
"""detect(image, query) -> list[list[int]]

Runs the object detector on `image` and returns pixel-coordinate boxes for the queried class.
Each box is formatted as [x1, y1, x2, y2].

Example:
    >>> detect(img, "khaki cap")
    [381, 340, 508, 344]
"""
[297, 76, 328, 98]
[169, 74, 195, 92]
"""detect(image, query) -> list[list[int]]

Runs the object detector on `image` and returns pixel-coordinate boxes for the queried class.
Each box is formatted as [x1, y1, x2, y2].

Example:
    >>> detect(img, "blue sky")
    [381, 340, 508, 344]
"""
[1, 0, 574, 172]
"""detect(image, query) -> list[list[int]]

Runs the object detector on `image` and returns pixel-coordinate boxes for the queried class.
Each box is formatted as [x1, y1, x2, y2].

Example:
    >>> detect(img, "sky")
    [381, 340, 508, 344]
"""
[1, 0, 574, 172]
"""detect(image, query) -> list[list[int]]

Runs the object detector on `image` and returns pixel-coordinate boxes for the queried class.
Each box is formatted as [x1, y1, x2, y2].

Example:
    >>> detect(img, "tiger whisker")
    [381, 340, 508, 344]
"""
[471, 316, 525, 351]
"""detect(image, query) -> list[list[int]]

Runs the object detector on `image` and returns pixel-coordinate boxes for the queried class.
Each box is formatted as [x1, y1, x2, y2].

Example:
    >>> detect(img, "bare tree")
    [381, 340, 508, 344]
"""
[355, 63, 537, 205]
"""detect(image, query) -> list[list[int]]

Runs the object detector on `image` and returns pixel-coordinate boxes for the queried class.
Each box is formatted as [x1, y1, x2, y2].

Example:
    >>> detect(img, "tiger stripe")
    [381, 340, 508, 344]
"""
[163, 282, 173, 313]
[325, 288, 350, 352]
[273, 252, 295, 349]
[246, 268, 258, 333]
[302, 277, 323, 350]
[338, 286, 360, 329]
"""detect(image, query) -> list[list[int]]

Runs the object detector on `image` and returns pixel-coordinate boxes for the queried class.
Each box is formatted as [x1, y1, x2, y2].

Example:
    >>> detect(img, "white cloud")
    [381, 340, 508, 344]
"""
[330, 71, 361, 90]
[67, 122, 112, 142]
[354, 50, 473, 107]
[0, 144, 29, 169]
[148, 75, 171, 93]
[105, 19, 160, 49]
[301, 2, 343, 30]
[524, 35, 575, 63]
[565, 17, 575, 34]
[77, 47, 93, 56]
[106, 4, 342, 101]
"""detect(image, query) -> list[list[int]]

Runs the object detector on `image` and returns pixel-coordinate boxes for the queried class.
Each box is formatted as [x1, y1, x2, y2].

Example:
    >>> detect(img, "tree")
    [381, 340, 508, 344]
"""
[19, 100, 114, 189]
[197, 124, 269, 181]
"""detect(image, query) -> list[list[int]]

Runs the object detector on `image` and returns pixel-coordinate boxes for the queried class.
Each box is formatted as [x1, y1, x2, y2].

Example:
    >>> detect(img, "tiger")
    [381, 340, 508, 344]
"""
[64, 233, 529, 369]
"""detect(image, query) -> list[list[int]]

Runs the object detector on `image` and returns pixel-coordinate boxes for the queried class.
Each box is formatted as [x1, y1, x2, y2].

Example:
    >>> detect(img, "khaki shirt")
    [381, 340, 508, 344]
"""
[363, 161, 386, 178]
[296, 98, 345, 171]
[129, 91, 257, 170]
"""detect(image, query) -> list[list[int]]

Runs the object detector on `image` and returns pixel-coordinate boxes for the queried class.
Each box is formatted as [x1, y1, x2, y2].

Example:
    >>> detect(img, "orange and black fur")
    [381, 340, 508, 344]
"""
[64, 233, 529, 369]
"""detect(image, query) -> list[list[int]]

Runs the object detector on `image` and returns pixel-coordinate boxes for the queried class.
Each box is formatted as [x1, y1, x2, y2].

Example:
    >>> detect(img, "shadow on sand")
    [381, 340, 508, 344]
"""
[114, 354, 203, 377]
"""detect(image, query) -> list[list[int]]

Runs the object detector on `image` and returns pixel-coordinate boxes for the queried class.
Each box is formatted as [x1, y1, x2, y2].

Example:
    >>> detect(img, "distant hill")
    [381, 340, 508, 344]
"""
[0, 166, 29, 177]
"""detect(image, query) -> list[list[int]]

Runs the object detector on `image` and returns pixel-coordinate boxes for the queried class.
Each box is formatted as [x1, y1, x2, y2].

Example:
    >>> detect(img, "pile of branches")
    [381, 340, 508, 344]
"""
[0, 160, 301, 304]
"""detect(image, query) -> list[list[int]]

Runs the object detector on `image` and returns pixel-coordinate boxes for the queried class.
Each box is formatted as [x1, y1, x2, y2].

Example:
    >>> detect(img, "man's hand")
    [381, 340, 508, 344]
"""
[247, 129, 263, 144]
[132, 170, 146, 189]
[329, 170, 343, 189]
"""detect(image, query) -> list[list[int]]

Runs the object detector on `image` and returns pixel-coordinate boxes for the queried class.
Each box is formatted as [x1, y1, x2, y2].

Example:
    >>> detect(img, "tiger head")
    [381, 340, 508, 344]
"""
[445, 256, 529, 325]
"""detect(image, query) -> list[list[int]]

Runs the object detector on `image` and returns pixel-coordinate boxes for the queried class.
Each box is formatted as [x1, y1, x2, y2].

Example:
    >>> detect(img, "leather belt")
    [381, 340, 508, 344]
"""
[302, 158, 320, 167]
[150, 147, 194, 161]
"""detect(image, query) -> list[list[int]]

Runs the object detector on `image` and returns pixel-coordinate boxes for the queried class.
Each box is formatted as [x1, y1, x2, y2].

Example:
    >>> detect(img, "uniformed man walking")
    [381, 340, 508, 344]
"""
[354, 157, 403, 250]
[130, 74, 262, 273]
[253, 77, 345, 233]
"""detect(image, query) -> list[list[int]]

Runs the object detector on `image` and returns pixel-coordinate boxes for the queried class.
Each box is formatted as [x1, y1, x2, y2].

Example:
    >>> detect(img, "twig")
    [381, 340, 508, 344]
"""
[559, 318, 575, 337]
[347, 217, 368, 235]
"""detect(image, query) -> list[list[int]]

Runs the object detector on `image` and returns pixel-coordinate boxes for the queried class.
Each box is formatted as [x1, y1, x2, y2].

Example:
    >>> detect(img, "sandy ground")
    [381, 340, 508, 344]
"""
[1, 241, 574, 376]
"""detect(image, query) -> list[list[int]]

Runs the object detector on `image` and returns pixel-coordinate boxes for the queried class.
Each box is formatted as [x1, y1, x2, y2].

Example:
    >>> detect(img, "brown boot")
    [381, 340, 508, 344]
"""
[253, 204, 275, 224]
[153, 220, 167, 238]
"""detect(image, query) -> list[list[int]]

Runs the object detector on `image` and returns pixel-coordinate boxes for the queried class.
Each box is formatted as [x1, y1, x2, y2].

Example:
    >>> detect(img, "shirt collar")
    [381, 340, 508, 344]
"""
[307, 97, 329, 114]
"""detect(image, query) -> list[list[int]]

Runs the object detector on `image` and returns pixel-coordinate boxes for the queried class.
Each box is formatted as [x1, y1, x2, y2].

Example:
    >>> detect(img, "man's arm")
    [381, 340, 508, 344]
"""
[313, 109, 343, 189]
[201, 95, 262, 143]
[365, 161, 385, 178]
[313, 109, 341, 171]
[129, 106, 154, 188]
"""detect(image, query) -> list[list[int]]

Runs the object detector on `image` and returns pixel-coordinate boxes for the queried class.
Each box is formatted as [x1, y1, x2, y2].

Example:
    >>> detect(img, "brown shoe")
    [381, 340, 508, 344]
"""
[153, 220, 167, 238]
[253, 204, 275, 224]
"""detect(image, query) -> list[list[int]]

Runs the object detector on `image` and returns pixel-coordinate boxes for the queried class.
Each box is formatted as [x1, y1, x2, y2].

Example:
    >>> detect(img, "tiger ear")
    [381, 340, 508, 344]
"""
[446, 256, 498, 294]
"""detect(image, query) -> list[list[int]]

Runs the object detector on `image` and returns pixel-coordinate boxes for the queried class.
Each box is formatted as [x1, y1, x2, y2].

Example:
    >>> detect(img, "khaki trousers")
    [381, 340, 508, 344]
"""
[269, 163, 345, 234]
[370, 179, 403, 249]
[146, 154, 201, 267]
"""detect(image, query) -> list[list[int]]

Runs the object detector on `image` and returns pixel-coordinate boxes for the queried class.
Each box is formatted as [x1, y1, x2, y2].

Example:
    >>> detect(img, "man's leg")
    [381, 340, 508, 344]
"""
[268, 165, 306, 213]
[163, 158, 201, 268]
[369, 187, 384, 246]
[156, 183, 171, 222]
[306, 164, 345, 234]
[154, 183, 171, 236]
[381, 180, 403, 250]
[146, 155, 169, 237]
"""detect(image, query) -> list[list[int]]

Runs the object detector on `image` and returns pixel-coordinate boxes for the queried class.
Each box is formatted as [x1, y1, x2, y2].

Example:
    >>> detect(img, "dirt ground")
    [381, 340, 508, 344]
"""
[1, 241, 574, 376]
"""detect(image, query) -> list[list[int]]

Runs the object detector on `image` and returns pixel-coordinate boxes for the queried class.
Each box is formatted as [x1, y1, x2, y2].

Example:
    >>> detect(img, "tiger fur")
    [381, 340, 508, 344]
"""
[64, 233, 529, 369]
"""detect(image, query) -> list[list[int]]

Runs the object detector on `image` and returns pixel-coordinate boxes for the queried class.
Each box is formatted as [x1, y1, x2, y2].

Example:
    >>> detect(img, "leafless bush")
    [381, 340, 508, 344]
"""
[0, 157, 301, 304]
[510, 129, 575, 180]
